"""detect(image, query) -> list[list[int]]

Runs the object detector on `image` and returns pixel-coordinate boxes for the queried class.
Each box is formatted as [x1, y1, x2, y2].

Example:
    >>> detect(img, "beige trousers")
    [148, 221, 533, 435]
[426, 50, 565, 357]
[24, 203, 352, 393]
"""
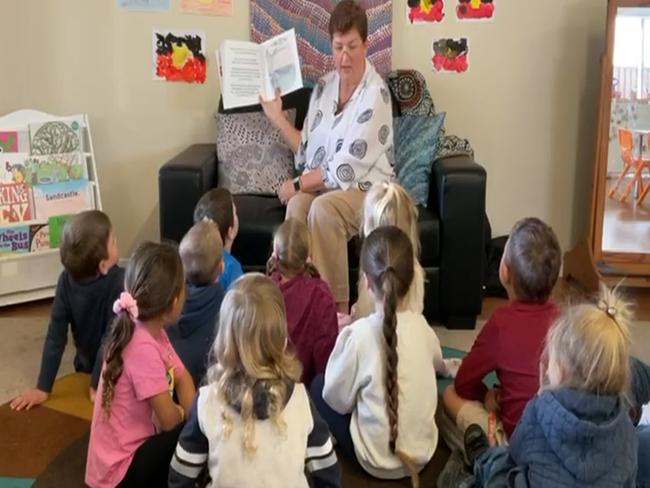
[286, 189, 365, 304]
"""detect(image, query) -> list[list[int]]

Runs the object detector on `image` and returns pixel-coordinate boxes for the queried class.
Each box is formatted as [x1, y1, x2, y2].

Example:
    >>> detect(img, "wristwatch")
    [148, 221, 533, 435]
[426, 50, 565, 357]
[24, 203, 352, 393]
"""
[293, 176, 302, 192]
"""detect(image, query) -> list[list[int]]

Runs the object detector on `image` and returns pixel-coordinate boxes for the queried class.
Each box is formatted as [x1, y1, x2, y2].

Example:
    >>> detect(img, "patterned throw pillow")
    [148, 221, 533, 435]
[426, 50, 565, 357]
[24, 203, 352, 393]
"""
[216, 109, 296, 195]
[394, 113, 446, 207]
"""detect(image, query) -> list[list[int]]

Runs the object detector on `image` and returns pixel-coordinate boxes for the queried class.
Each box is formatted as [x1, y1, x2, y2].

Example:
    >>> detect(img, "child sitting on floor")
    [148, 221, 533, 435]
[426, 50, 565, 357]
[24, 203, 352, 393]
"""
[168, 219, 225, 387]
[86, 242, 195, 488]
[313, 226, 447, 486]
[441, 217, 561, 449]
[464, 285, 638, 487]
[347, 181, 425, 324]
[267, 218, 338, 387]
[193, 188, 243, 290]
[11, 210, 122, 410]
[168, 274, 341, 488]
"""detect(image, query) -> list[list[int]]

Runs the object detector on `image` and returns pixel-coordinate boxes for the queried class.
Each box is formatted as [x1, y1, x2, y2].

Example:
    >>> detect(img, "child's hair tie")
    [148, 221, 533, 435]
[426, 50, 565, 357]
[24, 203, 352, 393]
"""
[597, 300, 617, 320]
[113, 291, 139, 320]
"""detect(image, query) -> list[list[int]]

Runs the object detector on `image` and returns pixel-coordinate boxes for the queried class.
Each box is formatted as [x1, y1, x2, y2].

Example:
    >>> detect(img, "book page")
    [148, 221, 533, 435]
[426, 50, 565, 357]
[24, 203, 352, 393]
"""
[219, 40, 263, 109]
[261, 28, 303, 100]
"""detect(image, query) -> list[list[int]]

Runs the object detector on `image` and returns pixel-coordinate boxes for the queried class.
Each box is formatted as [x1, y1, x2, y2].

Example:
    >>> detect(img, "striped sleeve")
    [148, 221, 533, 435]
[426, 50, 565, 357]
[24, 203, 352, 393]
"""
[168, 394, 208, 488]
[305, 398, 341, 488]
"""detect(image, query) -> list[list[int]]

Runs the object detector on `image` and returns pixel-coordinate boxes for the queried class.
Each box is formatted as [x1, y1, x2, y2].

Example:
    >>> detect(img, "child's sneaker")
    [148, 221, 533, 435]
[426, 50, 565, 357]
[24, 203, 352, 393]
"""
[464, 423, 490, 466]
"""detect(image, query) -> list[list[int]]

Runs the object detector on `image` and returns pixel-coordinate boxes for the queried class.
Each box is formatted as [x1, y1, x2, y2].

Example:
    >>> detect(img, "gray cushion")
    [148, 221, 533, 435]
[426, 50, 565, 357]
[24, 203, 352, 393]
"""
[216, 109, 296, 195]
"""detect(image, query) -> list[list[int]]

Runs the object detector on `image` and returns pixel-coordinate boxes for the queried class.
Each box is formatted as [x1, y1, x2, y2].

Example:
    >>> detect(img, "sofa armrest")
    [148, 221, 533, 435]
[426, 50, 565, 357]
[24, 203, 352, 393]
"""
[159, 144, 217, 243]
[430, 156, 487, 328]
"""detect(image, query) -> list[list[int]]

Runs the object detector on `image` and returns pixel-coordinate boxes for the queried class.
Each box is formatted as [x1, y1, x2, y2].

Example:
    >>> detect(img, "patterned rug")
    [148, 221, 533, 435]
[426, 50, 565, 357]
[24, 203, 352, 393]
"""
[250, 0, 392, 85]
[0, 348, 482, 487]
[0, 373, 91, 488]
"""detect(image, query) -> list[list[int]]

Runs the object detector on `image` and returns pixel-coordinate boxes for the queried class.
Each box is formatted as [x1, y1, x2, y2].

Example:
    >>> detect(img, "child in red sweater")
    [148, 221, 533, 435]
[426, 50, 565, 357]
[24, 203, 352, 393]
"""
[267, 219, 338, 387]
[442, 217, 561, 447]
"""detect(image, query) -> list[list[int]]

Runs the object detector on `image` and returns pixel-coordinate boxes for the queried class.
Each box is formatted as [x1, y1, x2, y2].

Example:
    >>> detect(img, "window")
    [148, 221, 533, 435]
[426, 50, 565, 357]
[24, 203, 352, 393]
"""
[613, 14, 650, 100]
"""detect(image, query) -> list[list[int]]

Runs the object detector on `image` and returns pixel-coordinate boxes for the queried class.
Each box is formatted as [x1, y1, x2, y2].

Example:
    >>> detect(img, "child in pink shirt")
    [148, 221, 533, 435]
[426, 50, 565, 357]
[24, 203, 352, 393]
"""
[86, 242, 196, 488]
[267, 218, 338, 387]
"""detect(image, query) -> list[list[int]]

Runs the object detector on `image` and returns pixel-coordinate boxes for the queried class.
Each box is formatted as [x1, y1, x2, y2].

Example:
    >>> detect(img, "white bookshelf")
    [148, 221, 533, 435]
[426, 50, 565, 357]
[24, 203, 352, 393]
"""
[0, 110, 102, 306]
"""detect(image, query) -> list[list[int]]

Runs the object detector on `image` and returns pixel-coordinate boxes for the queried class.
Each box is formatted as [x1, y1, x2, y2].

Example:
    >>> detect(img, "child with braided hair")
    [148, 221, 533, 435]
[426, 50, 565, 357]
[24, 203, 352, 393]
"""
[312, 226, 445, 487]
[86, 242, 195, 488]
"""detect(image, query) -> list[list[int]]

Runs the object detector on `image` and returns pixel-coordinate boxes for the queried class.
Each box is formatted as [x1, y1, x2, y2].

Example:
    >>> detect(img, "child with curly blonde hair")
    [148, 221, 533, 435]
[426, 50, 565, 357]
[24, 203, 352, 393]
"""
[169, 274, 340, 488]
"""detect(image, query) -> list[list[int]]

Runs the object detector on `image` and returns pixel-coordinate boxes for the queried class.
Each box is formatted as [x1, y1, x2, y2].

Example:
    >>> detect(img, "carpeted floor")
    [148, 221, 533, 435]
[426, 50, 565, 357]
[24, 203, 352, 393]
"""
[0, 348, 475, 488]
[0, 373, 92, 488]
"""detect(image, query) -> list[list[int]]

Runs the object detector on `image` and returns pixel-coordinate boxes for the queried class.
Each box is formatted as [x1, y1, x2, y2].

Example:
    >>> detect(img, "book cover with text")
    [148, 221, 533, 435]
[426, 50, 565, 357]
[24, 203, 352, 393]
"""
[0, 182, 34, 224]
[33, 180, 93, 220]
[0, 225, 30, 254]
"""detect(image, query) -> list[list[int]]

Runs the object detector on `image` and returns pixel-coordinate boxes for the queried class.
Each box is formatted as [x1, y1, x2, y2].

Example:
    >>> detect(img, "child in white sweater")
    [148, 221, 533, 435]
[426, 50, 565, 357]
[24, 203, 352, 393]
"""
[312, 226, 445, 487]
[169, 274, 340, 488]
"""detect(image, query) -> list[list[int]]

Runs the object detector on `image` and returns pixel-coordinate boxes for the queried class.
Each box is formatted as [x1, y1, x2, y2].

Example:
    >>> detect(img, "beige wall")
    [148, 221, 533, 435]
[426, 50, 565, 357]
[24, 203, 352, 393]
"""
[0, 1, 607, 256]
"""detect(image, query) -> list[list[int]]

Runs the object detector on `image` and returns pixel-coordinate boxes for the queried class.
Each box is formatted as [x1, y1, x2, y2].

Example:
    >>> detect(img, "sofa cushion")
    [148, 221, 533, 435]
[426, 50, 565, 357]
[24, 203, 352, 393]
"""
[386, 70, 436, 117]
[394, 113, 446, 207]
[216, 109, 296, 195]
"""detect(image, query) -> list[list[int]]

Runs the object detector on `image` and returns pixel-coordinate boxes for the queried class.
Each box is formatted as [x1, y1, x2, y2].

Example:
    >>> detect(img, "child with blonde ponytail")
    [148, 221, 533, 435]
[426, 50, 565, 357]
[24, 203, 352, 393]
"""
[345, 182, 425, 324]
[86, 242, 195, 488]
[461, 285, 638, 487]
[267, 218, 338, 386]
[169, 274, 341, 488]
[313, 226, 446, 487]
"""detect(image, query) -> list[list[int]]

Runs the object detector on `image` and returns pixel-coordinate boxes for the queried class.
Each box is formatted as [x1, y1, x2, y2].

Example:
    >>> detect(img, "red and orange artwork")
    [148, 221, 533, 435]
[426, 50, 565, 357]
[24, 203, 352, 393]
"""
[407, 0, 444, 24]
[456, 0, 495, 20]
[153, 31, 207, 83]
[432, 38, 469, 74]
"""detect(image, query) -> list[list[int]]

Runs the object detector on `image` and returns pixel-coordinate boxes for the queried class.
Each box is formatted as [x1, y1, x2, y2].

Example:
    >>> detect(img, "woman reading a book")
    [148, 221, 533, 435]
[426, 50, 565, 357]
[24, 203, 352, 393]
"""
[260, 0, 394, 314]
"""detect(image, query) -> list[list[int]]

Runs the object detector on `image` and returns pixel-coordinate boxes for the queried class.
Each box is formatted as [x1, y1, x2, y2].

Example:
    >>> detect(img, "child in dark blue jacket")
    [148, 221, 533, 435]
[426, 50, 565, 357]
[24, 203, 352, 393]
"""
[464, 285, 638, 488]
[167, 219, 225, 387]
[11, 210, 123, 410]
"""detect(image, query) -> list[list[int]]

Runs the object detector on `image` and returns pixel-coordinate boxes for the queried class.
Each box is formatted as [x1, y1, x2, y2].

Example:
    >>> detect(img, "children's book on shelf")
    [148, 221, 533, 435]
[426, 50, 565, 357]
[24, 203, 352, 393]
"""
[0, 112, 98, 257]
[217, 28, 303, 110]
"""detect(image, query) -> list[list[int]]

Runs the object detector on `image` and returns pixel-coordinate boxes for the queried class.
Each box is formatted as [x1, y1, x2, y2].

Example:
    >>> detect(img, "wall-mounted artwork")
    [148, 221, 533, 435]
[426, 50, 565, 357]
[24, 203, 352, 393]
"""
[153, 31, 207, 83]
[432, 38, 469, 73]
[407, 0, 444, 23]
[250, 0, 392, 86]
[181, 0, 232, 16]
[456, 0, 495, 21]
[117, 0, 171, 11]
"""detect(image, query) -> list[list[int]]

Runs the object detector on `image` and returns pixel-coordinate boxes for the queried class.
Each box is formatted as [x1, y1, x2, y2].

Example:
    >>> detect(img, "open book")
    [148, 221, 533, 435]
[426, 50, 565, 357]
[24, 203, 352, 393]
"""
[217, 29, 304, 110]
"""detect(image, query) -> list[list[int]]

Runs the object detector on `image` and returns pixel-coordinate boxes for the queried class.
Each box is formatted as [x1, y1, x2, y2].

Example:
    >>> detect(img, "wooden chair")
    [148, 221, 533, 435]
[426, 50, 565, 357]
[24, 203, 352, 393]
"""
[621, 131, 650, 203]
[608, 127, 636, 199]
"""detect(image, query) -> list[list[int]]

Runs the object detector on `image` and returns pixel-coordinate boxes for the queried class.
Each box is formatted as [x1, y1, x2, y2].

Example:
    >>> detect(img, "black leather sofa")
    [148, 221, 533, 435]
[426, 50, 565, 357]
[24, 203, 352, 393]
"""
[159, 87, 486, 329]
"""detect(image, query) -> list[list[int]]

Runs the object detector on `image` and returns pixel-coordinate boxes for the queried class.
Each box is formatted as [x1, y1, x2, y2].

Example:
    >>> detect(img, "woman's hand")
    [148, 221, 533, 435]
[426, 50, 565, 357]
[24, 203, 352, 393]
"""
[278, 179, 297, 205]
[260, 87, 284, 126]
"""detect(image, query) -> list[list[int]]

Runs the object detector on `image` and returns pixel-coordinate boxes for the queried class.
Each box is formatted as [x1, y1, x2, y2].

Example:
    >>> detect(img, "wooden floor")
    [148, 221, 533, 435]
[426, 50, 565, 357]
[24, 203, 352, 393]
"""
[481, 278, 650, 322]
[602, 185, 650, 255]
